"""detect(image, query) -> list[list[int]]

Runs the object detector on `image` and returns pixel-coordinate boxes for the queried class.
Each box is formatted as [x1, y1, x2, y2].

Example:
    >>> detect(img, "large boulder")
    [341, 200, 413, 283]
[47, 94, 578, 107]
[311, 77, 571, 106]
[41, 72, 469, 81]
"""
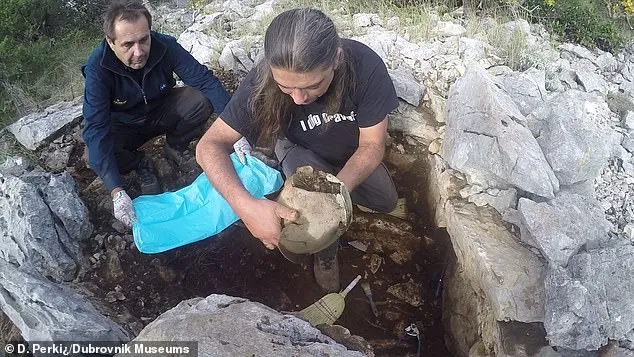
[0, 259, 129, 342]
[0, 167, 92, 282]
[498, 68, 547, 116]
[120, 294, 368, 357]
[545, 244, 634, 350]
[528, 90, 611, 186]
[443, 65, 559, 199]
[445, 201, 546, 323]
[7, 99, 82, 151]
[518, 191, 610, 267]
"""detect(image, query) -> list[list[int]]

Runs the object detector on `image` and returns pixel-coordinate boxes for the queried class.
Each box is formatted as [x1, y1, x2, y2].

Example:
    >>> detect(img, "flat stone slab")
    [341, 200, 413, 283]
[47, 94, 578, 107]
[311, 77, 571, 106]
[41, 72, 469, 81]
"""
[7, 98, 82, 150]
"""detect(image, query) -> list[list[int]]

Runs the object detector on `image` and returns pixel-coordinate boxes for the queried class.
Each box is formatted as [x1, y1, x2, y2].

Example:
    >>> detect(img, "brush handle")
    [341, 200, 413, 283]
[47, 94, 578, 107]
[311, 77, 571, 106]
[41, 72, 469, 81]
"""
[361, 282, 379, 317]
[340, 275, 362, 297]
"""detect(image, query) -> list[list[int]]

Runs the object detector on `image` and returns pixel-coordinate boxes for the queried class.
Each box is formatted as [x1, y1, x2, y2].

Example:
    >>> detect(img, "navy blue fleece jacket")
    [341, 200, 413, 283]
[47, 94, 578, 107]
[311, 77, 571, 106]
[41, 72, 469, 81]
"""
[81, 32, 230, 192]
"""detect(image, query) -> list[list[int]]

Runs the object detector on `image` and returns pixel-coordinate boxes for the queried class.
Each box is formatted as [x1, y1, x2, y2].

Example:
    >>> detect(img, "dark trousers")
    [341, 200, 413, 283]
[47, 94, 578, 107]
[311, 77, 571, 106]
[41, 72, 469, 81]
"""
[274, 137, 398, 258]
[112, 87, 212, 173]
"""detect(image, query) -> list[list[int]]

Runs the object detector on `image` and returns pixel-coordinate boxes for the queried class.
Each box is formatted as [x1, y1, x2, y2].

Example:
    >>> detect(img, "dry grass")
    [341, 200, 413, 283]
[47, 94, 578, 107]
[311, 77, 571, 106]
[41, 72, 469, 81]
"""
[228, 0, 438, 42]
[226, 0, 535, 68]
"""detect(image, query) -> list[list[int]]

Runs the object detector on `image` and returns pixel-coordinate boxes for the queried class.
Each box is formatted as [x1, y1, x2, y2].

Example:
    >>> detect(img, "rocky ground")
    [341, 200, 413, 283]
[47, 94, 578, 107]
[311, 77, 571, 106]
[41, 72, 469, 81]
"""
[0, 70, 453, 356]
[4, 0, 634, 354]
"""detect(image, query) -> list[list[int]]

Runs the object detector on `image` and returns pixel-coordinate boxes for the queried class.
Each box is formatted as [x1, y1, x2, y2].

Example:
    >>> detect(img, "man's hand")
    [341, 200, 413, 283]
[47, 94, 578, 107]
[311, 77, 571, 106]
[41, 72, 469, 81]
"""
[113, 190, 137, 228]
[197, 119, 290, 248]
[240, 199, 298, 249]
[233, 137, 252, 165]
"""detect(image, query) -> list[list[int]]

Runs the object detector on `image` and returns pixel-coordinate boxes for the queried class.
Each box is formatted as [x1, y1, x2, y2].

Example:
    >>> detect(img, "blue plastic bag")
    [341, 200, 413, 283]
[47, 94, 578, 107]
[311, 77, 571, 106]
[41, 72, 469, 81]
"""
[131, 153, 283, 254]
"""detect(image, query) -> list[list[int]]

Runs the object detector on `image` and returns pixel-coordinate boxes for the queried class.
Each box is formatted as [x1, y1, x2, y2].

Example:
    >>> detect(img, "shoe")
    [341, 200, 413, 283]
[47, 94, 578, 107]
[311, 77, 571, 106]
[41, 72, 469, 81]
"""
[163, 143, 199, 173]
[136, 157, 161, 195]
[314, 250, 340, 293]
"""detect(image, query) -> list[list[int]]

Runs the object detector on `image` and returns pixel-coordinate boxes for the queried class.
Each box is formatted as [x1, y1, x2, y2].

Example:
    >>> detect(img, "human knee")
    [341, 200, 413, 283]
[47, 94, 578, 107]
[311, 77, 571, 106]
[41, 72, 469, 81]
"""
[180, 87, 212, 122]
[275, 141, 335, 178]
[371, 189, 398, 213]
[353, 183, 398, 213]
[281, 162, 336, 181]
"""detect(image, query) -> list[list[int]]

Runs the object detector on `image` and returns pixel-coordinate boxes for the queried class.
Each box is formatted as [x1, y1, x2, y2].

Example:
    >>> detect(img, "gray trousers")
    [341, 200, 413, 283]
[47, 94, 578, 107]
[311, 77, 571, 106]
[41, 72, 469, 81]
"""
[274, 137, 398, 258]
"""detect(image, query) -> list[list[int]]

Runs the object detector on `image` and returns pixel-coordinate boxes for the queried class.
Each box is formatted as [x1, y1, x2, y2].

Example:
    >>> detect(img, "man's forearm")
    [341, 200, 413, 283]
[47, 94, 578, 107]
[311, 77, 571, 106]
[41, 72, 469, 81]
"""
[196, 143, 255, 215]
[83, 124, 125, 194]
[336, 144, 384, 191]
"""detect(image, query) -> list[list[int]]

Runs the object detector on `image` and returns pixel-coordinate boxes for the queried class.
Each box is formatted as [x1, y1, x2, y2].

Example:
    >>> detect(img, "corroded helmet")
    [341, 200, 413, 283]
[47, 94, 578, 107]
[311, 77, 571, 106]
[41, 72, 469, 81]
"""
[277, 166, 353, 263]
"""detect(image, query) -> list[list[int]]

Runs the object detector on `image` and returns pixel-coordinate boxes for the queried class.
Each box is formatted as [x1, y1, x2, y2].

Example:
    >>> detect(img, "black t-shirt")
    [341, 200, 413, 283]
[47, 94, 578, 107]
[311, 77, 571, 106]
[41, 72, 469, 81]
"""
[221, 39, 399, 167]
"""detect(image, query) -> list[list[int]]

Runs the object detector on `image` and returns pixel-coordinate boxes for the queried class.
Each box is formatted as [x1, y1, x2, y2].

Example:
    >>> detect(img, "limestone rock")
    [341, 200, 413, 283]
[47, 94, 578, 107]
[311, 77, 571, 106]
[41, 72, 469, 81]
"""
[120, 295, 367, 357]
[443, 65, 559, 199]
[445, 201, 546, 322]
[518, 191, 610, 267]
[7, 99, 82, 151]
[0, 260, 129, 342]
[545, 244, 634, 350]
[529, 90, 611, 185]
[388, 102, 440, 144]
[389, 67, 423, 106]
[498, 68, 547, 116]
[0, 170, 92, 282]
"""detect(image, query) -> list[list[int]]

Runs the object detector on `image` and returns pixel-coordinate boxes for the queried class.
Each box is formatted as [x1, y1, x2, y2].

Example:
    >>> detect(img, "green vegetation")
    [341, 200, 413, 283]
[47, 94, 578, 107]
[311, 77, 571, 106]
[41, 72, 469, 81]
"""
[0, 0, 105, 129]
[0, 0, 632, 130]
[0, 30, 100, 122]
[523, 0, 630, 52]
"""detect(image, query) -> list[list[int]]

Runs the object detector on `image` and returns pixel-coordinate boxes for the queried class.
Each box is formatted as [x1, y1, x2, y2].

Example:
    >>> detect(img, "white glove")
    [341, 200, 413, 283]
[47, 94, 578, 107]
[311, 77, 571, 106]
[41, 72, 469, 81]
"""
[113, 190, 137, 228]
[233, 137, 252, 165]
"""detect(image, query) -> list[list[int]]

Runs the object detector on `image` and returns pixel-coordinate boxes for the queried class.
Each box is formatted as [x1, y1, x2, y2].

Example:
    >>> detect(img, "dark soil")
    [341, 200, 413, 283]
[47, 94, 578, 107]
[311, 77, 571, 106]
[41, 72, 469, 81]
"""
[10, 70, 453, 356]
[73, 146, 452, 356]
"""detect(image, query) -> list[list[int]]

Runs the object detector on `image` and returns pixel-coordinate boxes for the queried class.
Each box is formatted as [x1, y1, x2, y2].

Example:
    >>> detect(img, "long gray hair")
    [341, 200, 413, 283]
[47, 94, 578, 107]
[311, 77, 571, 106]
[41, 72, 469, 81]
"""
[248, 8, 355, 146]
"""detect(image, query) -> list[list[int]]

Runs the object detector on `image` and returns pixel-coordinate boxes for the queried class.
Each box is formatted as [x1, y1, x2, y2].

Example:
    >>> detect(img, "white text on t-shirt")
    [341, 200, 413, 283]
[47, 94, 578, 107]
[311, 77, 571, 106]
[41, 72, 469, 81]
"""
[299, 111, 357, 131]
